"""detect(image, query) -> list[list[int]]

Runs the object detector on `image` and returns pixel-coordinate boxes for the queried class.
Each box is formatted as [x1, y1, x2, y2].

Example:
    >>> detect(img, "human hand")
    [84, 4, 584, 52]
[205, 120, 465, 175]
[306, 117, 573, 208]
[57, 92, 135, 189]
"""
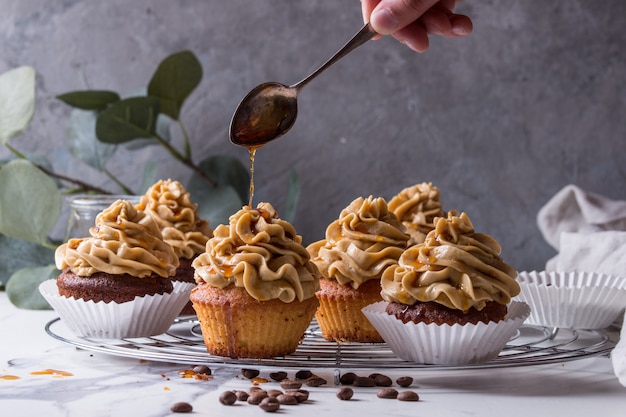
[361, 0, 473, 52]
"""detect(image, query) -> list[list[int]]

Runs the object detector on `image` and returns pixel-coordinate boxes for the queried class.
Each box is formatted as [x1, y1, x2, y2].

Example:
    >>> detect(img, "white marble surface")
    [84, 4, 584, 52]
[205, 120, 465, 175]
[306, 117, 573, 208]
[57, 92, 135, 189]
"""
[1, 291, 626, 417]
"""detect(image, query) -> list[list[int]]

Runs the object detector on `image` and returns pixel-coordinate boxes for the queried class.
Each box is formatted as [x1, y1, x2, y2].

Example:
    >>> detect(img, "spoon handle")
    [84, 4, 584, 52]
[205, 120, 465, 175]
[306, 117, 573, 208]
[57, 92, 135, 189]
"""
[291, 22, 378, 91]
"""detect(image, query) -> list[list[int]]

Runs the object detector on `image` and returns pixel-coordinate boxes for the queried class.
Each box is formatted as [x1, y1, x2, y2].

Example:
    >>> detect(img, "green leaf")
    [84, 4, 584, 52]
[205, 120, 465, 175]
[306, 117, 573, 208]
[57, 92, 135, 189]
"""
[284, 169, 300, 223]
[0, 234, 55, 286]
[95, 96, 160, 144]
[6, 265, 57, 310]
[0, 66, 35, 144]
[57, 90, 120, 111]
[122, 114, 172, 150]
[66, 109, 117, 170]
[147, 50, 202, 120]
[139, 160, 158, 194]
[190, 155, 250, 205]
[0, 159, 61, 244]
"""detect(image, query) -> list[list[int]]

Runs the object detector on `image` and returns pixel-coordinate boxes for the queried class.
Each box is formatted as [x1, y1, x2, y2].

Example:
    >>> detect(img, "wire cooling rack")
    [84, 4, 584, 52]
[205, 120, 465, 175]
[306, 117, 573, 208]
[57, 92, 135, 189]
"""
[45, 317, 617, 371]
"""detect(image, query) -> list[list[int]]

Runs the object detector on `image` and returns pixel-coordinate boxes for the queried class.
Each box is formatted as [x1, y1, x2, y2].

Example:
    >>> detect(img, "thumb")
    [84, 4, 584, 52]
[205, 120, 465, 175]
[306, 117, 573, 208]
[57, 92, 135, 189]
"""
[369, 0, 440, 34]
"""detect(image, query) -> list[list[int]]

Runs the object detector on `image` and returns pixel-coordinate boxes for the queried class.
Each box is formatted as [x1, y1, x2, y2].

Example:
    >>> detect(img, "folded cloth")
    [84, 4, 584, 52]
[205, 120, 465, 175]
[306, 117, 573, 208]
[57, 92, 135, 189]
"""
[537, 184, 626, 387]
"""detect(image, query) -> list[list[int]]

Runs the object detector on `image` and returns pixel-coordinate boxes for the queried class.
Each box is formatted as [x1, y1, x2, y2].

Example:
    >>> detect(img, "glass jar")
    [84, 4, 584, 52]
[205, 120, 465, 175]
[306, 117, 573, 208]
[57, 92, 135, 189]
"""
[64, 194, 140, 241]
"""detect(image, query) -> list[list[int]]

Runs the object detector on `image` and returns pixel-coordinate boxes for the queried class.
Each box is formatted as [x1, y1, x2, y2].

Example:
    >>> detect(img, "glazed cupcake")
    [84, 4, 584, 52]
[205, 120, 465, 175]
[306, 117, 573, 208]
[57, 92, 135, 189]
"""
[40, 200, 192, 338]
[136, 179, 213, 314]
[191, 202, 320, 359]
[388, 182, 445, 246]
[307, 196, 409, 343]
[363, 212, 529, 364]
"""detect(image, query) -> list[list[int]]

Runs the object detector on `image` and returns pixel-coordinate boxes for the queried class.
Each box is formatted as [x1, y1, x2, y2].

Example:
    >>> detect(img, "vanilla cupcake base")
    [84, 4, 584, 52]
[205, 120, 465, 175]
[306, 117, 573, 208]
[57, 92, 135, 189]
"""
[39, 279, 194, 339]
[362, 301, 530, 365]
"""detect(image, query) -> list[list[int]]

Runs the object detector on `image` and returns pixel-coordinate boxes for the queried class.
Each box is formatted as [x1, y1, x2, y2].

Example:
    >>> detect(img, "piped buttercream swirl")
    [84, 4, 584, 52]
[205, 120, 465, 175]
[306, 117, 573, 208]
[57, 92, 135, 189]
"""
[381, 212, 520, 311]
[191, 202, 320, 303]
[55, 199, 179, 277]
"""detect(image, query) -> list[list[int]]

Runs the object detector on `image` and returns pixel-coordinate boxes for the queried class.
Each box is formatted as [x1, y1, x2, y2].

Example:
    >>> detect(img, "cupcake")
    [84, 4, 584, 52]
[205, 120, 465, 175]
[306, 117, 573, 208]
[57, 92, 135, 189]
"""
[388, 182, 445, 246]
[40, 200, 192, 338]
[136, 179, 213, 314]
[307, 196, 409, 343]
[191, 203, 320, 359]
[363, 212, 529, 364]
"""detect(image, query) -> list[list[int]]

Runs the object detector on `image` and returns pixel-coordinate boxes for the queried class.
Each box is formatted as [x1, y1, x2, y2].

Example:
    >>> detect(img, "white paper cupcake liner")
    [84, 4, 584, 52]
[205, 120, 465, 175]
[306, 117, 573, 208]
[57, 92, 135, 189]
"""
[39, 279, 195, 339]
[514, 270, 626, 329]
[362, 301, 530, 365]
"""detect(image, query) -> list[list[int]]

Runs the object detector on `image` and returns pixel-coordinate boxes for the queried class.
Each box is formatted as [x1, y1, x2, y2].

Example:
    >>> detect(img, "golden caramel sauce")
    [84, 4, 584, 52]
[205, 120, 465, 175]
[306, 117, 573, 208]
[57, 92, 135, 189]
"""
[248, 147, 258, 207]
[0, 375, 20, 380]
[30, 369, 73, 377]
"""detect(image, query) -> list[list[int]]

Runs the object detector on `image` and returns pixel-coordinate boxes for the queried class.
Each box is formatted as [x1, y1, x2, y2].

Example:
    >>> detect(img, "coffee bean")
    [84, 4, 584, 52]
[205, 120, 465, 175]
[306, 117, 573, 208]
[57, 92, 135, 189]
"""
[396, 376, 413, 387]
[259, 397, 280, 412]
[353, 376, 376, 387]
[266, 389, 283, 398]
[336, 387, 354, 400]
[397, 390, 420, 402]
[241, 368, 260, 379]
[279, 379, 302, 390]
[295, 370, 313, 379]
[269, 371, 288, 381]
[170, 402, 193, 413]
[234, 390, 249, 401]
[247, 391, 268, 405]
[192, 365, 211, 375]
[285, 389, 309, 403]
[304, 375, 327, 387]
[377, 388, 398, 399]
[374, 374, 393, 387]
[219, 391, 237, 406]
[339, 372, 357, 385]
[276, 394, 298, 405]
[368, 372, 382, 379]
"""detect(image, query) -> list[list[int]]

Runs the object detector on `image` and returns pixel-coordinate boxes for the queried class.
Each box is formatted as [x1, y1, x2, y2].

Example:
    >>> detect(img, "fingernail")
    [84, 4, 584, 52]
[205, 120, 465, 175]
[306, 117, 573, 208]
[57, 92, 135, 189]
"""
[371, 8, 399, 34]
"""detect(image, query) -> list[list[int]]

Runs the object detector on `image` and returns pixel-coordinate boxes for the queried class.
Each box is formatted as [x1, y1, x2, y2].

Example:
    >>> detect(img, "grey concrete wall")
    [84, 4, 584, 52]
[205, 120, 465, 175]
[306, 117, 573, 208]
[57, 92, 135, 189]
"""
[1, 0, 624, 271]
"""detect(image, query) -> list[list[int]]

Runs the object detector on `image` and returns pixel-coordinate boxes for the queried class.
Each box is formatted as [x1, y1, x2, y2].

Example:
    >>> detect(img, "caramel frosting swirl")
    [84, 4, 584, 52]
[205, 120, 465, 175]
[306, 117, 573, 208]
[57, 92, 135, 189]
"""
[381, 212, 520, 311]
[307, 196, 409, 289]
[136, 179, 212, 259]
[55, 200, 179, 277]
[192, 203, 320, 303]
[388, 182, 445, 246]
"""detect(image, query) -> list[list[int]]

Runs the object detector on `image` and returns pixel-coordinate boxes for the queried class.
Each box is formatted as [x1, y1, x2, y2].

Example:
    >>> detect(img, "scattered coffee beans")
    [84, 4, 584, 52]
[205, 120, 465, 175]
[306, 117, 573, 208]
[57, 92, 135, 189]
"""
[397, 390, 420, 402]
[295, 370, 313, 379]
[259, 396, 280, 412]
[304, 375, 327, 387]
[336, 387, 354, 401]
[241, 368, 260, 379]
[266, 389, 283, 398]
[353, 376, 376, 387]
[170, 402, 193, 413]
[234, 390, 249, 401]
[373, 374, 393, 387]
[247, 391, 269, 405]
[396, 376, 413, 387]
[279, 379, 303, 390]
[269, 371, 288, 381]
[276, 394, 298, 405]
[339, 372, 357, 385]
[285, 389, 309, 403]
[192, 365, 211, 375]
[219, 391, 237, 406]
[377, 388, 399, 399]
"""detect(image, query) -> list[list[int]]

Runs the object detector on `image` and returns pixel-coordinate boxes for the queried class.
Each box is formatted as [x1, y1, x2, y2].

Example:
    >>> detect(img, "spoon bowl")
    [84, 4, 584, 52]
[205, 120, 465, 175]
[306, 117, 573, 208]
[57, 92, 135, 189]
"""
[229, 22, 377, 147]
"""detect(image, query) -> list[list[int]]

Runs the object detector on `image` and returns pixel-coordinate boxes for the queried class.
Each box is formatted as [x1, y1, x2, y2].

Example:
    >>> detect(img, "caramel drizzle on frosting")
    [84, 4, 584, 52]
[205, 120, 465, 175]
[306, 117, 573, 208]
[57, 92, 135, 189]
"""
[307, 196, 409, 289]
[55, 200, 179, 278]
[380, 212, 520, 311]
[136, 179, 212, 259]
[388, 182, 445, 246]
[191, 202, 320, 303]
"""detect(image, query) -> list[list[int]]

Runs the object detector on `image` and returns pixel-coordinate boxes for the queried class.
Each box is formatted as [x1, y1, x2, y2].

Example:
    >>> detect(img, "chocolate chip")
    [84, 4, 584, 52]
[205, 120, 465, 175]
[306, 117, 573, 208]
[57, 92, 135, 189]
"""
[241, 368, 260, 379]
[269, 371, 288, 381]
[353, 376, 376, 387]
[396, 376, 413, 387]
[234, 390, 249, 401]
[295, 370, 313, 379]
[219, 391, 237, 405]
[374, 374, 393, 387]
[170, 402, 193, 413]
[304, 375, 327, 387]
[339, 372, 357, 385]
[336, 387, 354, 400]
[247, 391, 268, 405]
[377, 388, 399, 399]
[192, 365, 211, 375]
[276, 394, 298, 405]
[259, 396, 280, 412]
[397, 390, 420, 402]
[279, 379, 302, 390]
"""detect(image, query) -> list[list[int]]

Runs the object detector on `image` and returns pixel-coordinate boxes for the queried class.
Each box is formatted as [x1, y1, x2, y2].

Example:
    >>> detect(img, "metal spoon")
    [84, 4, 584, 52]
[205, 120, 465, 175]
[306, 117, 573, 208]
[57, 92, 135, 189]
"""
[229, 22, 377, 148]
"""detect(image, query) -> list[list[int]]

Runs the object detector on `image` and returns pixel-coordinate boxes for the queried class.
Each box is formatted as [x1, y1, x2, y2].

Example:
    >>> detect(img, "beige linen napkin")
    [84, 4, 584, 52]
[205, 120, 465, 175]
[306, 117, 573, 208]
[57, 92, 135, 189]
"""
[536, 184, 626, 386]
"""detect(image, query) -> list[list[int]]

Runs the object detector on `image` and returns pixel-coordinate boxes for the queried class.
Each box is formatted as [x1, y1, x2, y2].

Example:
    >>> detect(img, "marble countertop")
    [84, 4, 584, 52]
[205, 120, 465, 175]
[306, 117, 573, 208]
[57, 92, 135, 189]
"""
[1, 291, 625, 417]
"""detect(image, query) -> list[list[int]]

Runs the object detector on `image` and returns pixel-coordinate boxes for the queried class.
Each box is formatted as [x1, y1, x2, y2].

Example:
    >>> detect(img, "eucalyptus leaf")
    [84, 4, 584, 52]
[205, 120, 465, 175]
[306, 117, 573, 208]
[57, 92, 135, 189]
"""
[189, 155, 250, 205]
[6, 265, 57, 310]
[57, 90, 120, 111]
[190, 183, 243, 228]
[0, 234, 55, 285]
[0, 66, 35, 144]
[96, 96, 160, 144]
[0, 159, 61, 244]
[147, 50, 202, 120]
[66, 109, 117, 170]
[139, 160, 158, 194]
[122, 113, 172, 150]
[283, 169, 300, 223]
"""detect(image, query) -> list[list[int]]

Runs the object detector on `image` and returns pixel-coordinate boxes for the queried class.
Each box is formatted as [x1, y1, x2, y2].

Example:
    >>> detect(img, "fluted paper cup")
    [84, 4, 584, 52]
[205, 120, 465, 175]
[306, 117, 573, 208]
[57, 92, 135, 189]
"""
[39, 279, 194, 338]
[362, 301, 530, 365]
[515, 270, 626, 329]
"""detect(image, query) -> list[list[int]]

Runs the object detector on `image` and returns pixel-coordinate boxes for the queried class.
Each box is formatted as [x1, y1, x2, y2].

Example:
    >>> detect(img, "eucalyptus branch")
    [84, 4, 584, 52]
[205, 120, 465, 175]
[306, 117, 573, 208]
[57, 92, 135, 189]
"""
[152, 133, 217, 187]
[103, 168, 134, 194]
[178, 119, 192, 160]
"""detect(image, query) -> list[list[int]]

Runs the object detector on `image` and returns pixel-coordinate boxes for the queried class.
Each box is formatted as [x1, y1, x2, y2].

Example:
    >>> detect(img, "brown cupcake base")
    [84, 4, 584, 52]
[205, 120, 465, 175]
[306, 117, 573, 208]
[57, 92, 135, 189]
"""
[172, 257, 197, 315]
[385, 300, 508, 325]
